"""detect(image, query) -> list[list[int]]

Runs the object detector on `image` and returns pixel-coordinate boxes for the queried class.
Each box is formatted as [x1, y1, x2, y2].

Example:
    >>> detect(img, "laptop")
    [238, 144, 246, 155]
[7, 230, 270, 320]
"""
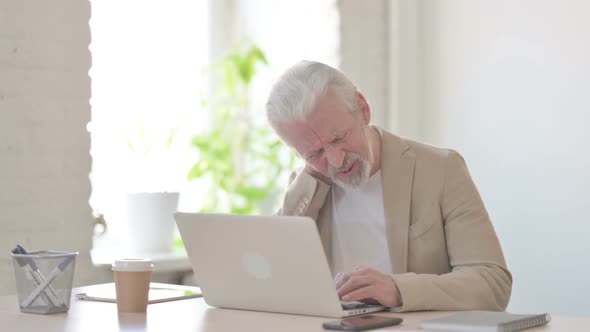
[174, 212, 387, 317]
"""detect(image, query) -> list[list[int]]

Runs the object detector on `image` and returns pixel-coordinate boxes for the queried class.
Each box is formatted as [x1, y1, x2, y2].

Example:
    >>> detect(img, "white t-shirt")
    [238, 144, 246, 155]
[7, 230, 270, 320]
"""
[330, 170, 392, 276]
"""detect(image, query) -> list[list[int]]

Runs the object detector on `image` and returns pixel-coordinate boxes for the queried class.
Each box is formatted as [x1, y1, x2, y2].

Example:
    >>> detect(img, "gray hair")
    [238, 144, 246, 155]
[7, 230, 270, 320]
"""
[266, 61, 359, 126]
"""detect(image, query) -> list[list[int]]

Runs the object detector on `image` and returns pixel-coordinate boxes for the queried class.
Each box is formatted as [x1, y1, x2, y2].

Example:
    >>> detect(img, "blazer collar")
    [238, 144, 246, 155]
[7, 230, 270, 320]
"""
[380, 130, 415, 274]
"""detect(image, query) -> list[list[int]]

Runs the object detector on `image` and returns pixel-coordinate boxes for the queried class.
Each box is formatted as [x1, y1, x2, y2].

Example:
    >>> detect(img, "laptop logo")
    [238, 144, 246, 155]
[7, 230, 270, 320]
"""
[242, 252, 272, 280]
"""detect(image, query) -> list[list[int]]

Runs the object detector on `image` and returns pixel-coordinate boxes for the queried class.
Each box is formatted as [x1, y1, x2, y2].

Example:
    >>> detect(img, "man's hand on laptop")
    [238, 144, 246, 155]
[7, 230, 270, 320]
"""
[334, 266, 402, 308]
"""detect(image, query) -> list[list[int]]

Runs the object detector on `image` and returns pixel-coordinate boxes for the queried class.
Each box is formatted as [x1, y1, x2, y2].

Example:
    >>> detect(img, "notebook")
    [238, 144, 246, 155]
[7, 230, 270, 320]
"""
[75, 283, 202, 304]
[419, 311, 551, 332]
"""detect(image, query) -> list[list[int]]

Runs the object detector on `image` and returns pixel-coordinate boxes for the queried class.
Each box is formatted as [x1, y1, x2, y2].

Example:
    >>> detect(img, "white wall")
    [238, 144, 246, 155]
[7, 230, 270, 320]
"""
[394, 0, 590, 316]
[0, 0, 102, 294]
[339, 0, 390, 127]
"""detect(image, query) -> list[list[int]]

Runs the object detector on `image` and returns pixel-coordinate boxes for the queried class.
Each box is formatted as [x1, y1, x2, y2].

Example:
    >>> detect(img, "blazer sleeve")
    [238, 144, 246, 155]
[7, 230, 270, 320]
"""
[391, 150, 513, 312]
[274, 168, 331, 220]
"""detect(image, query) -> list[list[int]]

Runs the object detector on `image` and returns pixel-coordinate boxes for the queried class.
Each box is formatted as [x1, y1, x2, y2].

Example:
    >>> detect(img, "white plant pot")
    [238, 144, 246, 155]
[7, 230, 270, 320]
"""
[126, 192, 179, 255]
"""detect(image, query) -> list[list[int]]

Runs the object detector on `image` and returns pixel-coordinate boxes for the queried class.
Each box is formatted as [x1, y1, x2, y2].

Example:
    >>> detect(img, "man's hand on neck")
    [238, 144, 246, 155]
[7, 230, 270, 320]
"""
[304, 164, 333, 185]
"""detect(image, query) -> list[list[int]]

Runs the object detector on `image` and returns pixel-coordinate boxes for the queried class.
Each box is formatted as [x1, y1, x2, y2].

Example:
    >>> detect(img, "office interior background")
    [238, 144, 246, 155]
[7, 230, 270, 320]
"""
[1, 0, 589, 318]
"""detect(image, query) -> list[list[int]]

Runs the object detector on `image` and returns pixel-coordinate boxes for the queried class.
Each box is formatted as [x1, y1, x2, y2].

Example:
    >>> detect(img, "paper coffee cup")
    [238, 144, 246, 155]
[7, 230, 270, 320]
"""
[112, 258, 154, 312]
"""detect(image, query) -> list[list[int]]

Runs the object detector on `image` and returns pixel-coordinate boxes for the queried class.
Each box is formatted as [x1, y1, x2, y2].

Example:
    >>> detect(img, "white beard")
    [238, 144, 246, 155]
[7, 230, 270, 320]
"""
[329, 151, 372, 190]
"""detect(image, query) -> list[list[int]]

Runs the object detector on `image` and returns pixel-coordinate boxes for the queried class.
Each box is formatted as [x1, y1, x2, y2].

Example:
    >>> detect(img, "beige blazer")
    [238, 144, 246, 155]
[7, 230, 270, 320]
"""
[276, 129, 512, 312]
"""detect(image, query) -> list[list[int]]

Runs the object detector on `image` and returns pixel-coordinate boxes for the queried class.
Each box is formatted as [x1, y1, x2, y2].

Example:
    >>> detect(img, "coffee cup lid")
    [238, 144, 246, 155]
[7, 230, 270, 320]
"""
[112, 258, 154, 272]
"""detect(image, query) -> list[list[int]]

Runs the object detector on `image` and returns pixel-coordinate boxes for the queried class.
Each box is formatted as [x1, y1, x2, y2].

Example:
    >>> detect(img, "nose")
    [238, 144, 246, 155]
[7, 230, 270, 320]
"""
[326, 146, 345, 168]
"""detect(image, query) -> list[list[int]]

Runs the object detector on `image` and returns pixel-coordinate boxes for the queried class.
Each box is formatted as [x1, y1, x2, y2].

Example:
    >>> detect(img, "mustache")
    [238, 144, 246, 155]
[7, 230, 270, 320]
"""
[330, 153, 360, 173]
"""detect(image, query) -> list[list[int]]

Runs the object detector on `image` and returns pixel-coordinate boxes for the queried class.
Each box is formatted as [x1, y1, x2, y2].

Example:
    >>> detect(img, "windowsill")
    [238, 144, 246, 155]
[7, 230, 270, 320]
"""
[91, 248, 192, 273]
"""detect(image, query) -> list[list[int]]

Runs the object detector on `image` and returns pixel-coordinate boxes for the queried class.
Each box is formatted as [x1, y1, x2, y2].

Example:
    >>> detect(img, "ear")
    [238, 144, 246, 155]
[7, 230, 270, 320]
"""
[356, 92, 371, 125]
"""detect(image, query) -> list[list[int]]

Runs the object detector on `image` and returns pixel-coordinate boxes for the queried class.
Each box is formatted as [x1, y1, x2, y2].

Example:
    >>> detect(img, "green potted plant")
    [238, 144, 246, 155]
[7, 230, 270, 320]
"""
[187, 45, 295, 215]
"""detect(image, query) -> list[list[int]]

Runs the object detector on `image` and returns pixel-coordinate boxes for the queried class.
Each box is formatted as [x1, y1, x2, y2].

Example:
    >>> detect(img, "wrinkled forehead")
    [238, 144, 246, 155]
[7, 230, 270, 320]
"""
[275, 119, 348, 155]
[273, 90, 358, 154]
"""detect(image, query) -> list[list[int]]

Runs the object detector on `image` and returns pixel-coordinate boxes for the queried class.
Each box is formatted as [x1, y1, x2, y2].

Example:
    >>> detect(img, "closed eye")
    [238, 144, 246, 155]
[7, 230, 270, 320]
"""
[306, 148, 323, 161]
[332, 132, 349, 144]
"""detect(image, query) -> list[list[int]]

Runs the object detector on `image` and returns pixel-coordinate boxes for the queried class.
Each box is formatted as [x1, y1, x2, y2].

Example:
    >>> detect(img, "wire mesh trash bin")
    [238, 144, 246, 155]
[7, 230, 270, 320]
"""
[11, 250, 78, 314]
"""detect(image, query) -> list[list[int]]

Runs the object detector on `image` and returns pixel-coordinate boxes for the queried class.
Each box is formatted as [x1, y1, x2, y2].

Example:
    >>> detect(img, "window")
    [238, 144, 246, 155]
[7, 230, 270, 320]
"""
[89, 0, 339, 253]
[89, 0, 209, 249]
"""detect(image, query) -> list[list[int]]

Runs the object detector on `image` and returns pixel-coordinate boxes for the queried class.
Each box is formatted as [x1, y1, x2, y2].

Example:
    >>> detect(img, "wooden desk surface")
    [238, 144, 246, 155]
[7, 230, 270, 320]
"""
[0, 284, 587, 332]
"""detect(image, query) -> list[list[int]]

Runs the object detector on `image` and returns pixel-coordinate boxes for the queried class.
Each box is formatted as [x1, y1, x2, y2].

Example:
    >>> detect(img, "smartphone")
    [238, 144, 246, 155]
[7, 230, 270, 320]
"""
[322, 315, 403, 331]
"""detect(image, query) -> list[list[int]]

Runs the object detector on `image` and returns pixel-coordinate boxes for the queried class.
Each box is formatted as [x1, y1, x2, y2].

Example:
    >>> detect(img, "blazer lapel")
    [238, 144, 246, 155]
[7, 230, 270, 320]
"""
[316, 191, 333, 267]
[381, 131, 415, 274]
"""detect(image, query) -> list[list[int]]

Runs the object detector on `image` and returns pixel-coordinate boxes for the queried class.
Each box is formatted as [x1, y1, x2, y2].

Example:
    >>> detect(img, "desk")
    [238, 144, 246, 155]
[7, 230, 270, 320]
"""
[0, 284, 587, 332]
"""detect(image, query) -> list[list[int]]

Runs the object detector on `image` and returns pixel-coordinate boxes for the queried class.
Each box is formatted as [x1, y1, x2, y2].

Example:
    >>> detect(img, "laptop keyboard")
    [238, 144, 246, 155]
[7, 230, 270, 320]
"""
[341, 301, 378, 310]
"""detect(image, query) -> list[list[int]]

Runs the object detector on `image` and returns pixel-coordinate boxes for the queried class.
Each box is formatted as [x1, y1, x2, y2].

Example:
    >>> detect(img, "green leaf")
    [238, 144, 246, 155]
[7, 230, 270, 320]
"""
[222, 58, 237, 95]
[231, 205, 255, 215]
[199, 206, 220, 214]
[187, 161, 210, 180]
[249, 46, 268, 65]
[235, 185, 269, 200]
[174, 237, 184, 250]
[126, 139, 136, 154]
